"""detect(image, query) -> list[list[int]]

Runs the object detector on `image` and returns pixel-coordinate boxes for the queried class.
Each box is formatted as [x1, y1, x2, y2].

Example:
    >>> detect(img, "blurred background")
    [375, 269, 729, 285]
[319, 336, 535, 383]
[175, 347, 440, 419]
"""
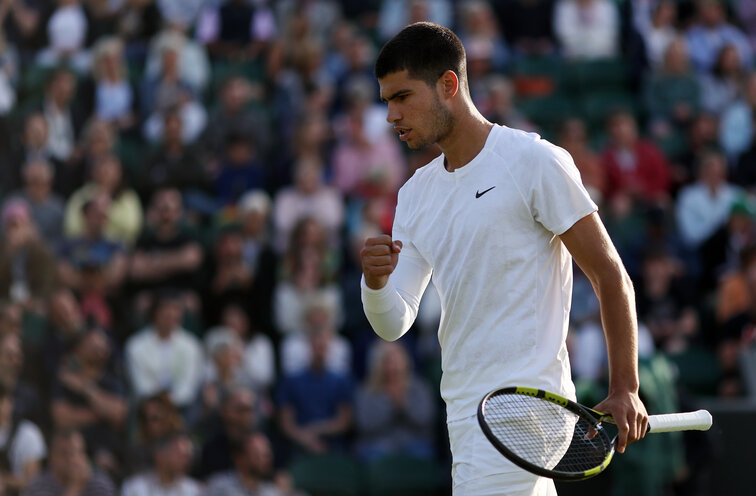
[0, 0, 752, 495]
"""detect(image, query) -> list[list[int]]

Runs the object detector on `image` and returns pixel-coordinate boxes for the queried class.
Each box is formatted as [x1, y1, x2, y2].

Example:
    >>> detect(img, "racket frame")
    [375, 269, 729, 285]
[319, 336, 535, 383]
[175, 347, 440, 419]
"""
[477, 386, 615, 481]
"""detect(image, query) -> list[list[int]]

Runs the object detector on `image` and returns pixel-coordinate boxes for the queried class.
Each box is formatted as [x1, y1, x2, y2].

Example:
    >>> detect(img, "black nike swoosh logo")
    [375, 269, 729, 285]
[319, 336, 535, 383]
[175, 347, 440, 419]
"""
[476, 186, 496, 198]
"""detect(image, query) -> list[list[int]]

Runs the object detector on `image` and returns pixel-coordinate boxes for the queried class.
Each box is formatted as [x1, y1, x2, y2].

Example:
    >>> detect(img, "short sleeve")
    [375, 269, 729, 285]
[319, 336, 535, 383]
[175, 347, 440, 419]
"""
[528, 143, 598, 235]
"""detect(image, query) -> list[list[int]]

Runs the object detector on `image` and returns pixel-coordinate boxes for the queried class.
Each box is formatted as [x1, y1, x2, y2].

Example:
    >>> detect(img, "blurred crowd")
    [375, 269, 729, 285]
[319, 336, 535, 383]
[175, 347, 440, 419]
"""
[0, 0, 751, 495]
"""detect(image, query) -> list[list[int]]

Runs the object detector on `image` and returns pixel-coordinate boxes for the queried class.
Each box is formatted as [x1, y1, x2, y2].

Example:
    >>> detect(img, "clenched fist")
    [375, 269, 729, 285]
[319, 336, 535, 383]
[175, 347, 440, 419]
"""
[360, 235, 402, 290]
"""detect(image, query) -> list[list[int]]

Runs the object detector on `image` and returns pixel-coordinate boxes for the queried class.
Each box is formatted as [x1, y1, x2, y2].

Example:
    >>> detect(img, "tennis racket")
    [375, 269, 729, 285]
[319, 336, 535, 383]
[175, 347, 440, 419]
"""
[477, 386, 712, 481]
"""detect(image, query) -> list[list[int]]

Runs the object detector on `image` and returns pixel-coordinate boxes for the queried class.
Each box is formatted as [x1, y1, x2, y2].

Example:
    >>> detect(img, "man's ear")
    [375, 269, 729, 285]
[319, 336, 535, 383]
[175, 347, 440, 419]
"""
[438, 70, 459, 100]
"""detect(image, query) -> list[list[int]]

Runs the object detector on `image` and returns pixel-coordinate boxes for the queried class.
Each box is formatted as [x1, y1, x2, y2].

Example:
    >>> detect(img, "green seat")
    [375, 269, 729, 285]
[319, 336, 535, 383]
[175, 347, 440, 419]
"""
[577, 91, 638, 131]
[562, 58, 629, 95]
[366, 454, 441, 496]
[289, 454, 363, 496]
[517, 94, 575, 133]
[512, 56, 562, 98]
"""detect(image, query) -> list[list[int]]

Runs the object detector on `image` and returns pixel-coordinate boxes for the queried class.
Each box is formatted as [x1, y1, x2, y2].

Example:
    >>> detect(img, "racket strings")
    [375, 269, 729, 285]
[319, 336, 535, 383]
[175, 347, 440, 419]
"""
[483, 394, 613, 474]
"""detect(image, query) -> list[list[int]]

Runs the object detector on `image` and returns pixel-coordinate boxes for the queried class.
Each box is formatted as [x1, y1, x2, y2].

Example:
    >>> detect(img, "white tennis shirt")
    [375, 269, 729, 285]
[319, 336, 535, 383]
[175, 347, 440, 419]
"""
[361, 125, 598, 422]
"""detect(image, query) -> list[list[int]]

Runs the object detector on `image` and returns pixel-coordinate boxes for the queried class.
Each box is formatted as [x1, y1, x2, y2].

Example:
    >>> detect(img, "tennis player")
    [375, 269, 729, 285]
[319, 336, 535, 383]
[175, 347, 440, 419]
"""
[360, 22, 648, 495]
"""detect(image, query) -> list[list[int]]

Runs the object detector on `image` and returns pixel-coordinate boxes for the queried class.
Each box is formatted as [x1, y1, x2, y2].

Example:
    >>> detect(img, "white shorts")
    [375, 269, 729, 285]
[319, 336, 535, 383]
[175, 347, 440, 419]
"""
[448, 415, 557, 496]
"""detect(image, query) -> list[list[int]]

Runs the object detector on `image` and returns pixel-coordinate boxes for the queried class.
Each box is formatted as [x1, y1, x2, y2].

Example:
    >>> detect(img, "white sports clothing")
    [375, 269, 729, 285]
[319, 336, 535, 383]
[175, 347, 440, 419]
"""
[362, 125, 597, 488]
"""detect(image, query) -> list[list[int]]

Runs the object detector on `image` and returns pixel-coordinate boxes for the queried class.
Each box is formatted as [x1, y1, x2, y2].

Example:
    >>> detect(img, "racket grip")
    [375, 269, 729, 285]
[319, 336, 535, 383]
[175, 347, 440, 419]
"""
[648, 410, 712, 433]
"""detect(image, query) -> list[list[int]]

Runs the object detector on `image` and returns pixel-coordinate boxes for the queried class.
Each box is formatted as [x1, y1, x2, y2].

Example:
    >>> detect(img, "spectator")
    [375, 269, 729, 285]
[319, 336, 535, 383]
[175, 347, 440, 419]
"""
[36, 0, 90, 73]
[144, 28, 210, 98]
[0, 198, 56, 310]
[557, 117, 605, 204]
[377, 0, 452, 42]
[125, 290, 203, 409]
[272, 159, 344, 253]
[280, 293, 352, 376]
[197, 0, 277, 60]
[56, 193, 128, 304]
[90, 36, 135, 130]
[204, 227, 254, 323]
[202, 75, 272, 164]
[723, 72, 756, 164]
[479, 76, 535, 133]
[493, 0, 557, 56]
[699, 44, 745, 115]
[218, 304, 275, 396]
[40, 67, 90, 196]
[674, 111, 719, 187]
[235, 190, 277, 334]
[141, 111, 208, 200]
[643, 0, 679, 69]
[205, 431, 302, 496]
[0, 0, 45, 63]
[22, 429, 116, 496]
[686, 0, 752, 73]
[601, 109, 671, 204]
[0, 385, 46, 495]
[457, 0, 509, 72]
[12, 158, 65, 245]
[277, 317, 353, 456]
[67, 119, 118, 197]
[354, 341, 436, 461]
[64, 154, 143, 247]
[50, 328, 128, 477]
[553, 0, 620, 60]
[129, 188, 203, 315]
[114, 0, 163, 56]
[644, 38, 701, 138]
[199, 329, 248, 416]
[1, 112, 51, 193]
[0, 333, 40, 425]
[128, 393, 185, 473]
[677, 150, 742, 249]
[121, 432, 201, 496]
[44, 289, 86, 379]
[214, 132, 266, 206]
[198, 386, 259, 479]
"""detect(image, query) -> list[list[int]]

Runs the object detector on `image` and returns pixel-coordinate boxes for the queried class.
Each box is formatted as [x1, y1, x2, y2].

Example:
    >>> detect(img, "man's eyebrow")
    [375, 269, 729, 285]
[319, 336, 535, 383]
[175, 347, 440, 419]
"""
[381, 89, 411, 103]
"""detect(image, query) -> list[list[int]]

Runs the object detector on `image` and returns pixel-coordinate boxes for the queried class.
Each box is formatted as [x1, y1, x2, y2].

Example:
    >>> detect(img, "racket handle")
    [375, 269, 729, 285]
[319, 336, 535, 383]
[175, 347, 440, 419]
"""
[647, 410, 712, 433]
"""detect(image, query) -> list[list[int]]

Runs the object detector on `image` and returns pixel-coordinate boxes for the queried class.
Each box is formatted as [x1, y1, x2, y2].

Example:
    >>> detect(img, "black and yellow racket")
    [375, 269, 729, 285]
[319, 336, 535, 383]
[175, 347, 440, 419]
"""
[477, 387, 712, 481]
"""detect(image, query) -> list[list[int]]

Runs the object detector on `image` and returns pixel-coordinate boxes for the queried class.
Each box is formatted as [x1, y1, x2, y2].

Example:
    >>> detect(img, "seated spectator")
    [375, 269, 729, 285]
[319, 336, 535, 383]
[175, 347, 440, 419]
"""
[235, 191, 277, 333]
[218, 304, 275, 395]
[457, 1, 509, 72]
[141, 33, 207, 145]
[51, 328, 128, 477]
[141, 111, 208, 200]
[557, 117, 605, 204]
[198, 329, 248, 417]
[636, 248, 699, 353]
[674, 112, 719, 187]
[205, 431, 303, 496]
[125, 290, 203, 409]
[1, 112, 52, 194]
[115, 0, 162, 56]
[273, 219, 343, 337]
[676, 150, 741, 249]
[129, 188, 203, 316]
[644, 38, 700, 138]
[11, 158, 65, 245]
[90, 36, 135, 130]
[553, 0, 620, 60]
[202, 75, 272, 163]
[686, 0, 752, 73]
[144, 28, 210, 96]
[0, 198, 57, 311]
[67, 119, 119, 195]
[0, 385, 46, 494]
[22, 429, 116, 496]
[121, 431, 201, 496]
[43, 289, 86, 380]
[721, 72, 756, 162]
[0, 333, 42, 425]
[643, 0, 678, 69]
[64, 154, 143, 247]
[355, 341, 435, 461]
[601, 109, 671, 205]
[128, 393, 185, 473]
[493, 0, 557, 56]
[214, 132, 266, 207]
[272, 157, 344, 253]
[699, 44, 744, 115]
[280, 294, 352, 376]
[198, 386, 260, 479]
[479, 76, 535, 133]
[35, 0, 90, 73]
[277, 319, 353, 456]
[56, 193, 128, 314]
[197, 0, 277, 60]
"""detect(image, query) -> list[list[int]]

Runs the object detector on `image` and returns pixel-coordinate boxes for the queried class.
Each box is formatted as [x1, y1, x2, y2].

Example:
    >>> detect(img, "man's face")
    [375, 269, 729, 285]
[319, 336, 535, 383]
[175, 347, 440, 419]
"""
[379, 70, 454, 150]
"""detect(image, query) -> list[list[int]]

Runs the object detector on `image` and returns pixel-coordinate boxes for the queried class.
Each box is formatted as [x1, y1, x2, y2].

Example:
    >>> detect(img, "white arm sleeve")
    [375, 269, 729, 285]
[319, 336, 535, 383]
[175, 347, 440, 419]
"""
[360, 241, 433, 342]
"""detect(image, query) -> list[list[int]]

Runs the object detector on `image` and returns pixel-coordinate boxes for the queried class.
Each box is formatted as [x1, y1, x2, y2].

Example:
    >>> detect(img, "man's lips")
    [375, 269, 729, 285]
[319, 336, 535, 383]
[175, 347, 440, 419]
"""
[395, 127, 411, 141]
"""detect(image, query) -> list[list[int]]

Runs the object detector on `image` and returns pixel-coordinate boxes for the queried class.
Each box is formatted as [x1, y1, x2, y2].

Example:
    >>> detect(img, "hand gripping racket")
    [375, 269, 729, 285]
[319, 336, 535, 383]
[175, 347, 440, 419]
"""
[477, 387, 712, 481]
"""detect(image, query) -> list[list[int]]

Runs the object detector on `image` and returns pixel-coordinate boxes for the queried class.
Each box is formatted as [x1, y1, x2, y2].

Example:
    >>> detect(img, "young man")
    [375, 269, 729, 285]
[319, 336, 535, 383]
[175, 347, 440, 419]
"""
[360, 22, 648, 495]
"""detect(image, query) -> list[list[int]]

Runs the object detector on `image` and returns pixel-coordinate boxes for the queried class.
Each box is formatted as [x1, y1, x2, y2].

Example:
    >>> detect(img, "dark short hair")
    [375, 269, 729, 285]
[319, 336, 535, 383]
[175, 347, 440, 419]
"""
[374, 22, 467, 88]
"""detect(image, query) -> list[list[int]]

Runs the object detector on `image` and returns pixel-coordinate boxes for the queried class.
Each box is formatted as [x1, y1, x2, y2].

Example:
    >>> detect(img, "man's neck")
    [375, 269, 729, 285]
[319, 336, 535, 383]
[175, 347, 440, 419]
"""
[439, 110, 494, 172]
[236, 470, 261, 491]
[155, 468, 178, 486]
